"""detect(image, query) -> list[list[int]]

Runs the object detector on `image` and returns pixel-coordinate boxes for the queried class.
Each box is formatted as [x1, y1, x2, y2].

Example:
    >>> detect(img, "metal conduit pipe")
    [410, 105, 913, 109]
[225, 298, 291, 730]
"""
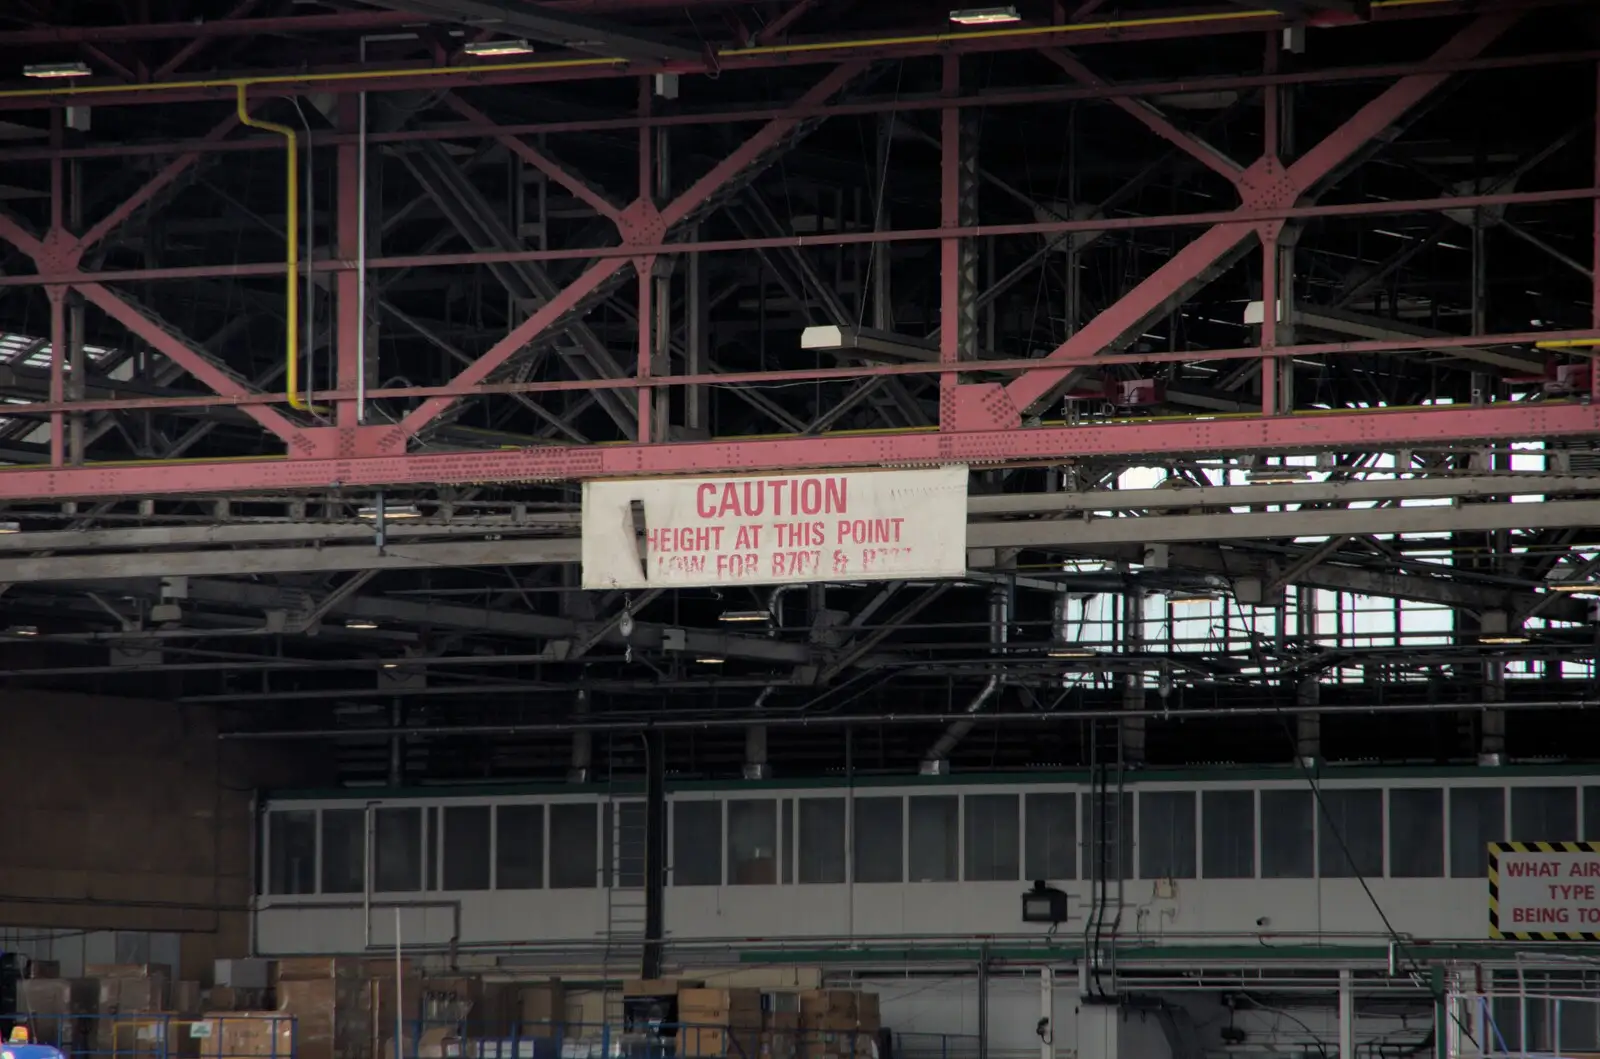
[745, 685, 774, 779]
[217, 699, 1598, 740]
[924, 584, 1009, 763]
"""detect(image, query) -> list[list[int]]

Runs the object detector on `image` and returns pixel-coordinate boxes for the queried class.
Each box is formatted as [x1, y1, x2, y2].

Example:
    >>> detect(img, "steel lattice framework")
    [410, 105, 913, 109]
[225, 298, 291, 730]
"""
[0, 0, 1595, 775]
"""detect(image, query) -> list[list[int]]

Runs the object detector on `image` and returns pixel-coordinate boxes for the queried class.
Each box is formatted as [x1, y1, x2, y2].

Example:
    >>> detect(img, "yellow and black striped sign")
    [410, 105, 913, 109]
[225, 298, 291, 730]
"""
[1489, 841, 1600, 941]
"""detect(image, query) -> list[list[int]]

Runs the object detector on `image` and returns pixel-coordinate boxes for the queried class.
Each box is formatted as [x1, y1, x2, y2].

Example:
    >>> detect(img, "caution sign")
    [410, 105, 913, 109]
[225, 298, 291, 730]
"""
[581, 467, 969, 589]
[1489, 841, 1600, 940]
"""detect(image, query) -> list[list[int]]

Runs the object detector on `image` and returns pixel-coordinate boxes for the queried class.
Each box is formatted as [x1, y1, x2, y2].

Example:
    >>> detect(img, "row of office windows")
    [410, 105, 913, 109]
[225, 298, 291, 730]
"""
[262, 783, 1600, 895]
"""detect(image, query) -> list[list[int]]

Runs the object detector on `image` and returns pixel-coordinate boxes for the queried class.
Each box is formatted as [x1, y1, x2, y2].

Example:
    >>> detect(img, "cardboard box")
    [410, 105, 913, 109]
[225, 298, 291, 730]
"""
[679, 988, 764, 1029]
[517, 980, 566, 1031]
[88, 964, 170, 979]
[197, 1013, 296, 1059]
[101, 973, 171, 1015]
[18, 979, 97, 1048]
[27, 959, 61, 979]
[278, 976, 374, 1059]
[174, 981, 204, 1017]
[276, 957, 364, 982]
[679, 1027, 761, 1059]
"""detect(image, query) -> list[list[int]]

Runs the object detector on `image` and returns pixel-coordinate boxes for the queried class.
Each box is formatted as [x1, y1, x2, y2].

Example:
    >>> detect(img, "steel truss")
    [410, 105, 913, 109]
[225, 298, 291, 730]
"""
[0, 2, 1589, 498]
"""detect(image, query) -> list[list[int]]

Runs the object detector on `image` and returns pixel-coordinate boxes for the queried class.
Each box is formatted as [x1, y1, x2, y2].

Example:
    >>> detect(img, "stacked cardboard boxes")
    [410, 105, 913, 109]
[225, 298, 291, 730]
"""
[18, 977, 97, 1050]
[277, 976, 374, 1059]
[797, 991, 879, 1059]
[197, 1012, 296, 1059]
[677, 989, 762, 1058]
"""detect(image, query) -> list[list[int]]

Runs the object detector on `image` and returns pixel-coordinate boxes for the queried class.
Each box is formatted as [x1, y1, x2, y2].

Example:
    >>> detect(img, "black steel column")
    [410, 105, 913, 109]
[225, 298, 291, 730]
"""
[642, 728, 666, 979]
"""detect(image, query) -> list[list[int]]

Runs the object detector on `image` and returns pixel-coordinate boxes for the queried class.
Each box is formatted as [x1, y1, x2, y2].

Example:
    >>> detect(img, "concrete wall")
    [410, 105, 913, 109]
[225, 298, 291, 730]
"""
[0, 692, 314, 980]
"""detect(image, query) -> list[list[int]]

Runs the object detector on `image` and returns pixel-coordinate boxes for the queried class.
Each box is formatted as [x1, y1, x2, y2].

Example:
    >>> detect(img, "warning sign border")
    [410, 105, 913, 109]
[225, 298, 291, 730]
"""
[1488, 840, 1600, 941]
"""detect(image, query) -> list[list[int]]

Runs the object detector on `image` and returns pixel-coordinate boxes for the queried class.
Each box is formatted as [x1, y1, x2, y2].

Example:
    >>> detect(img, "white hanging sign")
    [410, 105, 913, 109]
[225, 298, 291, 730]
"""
[581, 467, 969, 589]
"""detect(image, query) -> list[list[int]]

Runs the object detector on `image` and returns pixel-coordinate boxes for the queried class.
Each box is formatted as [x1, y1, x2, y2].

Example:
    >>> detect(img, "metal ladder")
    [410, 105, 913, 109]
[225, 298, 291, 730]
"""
[1082, 716, 1125, 996]
[602, 736, 651, 1028]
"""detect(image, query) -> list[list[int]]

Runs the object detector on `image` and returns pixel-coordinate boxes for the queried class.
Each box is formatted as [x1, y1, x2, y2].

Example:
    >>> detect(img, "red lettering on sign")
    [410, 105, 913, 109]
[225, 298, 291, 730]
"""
[1511, 907, 1571, 924]
[694, 477, 850, 520]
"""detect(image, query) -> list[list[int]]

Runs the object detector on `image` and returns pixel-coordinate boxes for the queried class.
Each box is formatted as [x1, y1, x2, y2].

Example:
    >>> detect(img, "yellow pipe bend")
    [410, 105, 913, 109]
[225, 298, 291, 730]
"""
[235, 84, 319, 414]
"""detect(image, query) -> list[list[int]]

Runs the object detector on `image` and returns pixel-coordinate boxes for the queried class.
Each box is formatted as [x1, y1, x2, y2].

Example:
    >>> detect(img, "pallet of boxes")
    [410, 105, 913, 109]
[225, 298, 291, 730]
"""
[797, 990, 879, 1059]
[677, 988, 763, 1059]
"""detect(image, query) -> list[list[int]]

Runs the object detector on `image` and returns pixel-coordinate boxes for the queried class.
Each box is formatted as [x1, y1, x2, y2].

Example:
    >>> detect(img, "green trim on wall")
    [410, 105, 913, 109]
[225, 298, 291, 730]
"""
[266, 762, 1600, 802]
[734, 940, 1600, 966]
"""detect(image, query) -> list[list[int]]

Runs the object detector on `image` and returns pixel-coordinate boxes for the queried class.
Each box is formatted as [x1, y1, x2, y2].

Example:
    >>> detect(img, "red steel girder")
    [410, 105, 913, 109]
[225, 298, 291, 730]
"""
[75, 283, 307, 447]
[2, 185, 1586, 288]
[0, 401, 1596, 502]
[383, 61, 867, 443]
[963, 11, 1519, 428]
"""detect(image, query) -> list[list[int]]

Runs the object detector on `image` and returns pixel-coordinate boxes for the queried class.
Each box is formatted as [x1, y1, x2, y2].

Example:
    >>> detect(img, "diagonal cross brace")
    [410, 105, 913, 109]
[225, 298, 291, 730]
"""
[444, 94, 624, 224]
[75, 283, 307, 446]
[75, 113, 238, 256]
[1040, 49, 1245, 185]
[977, 13, 1519, 423]
[395, 61, 872, 441]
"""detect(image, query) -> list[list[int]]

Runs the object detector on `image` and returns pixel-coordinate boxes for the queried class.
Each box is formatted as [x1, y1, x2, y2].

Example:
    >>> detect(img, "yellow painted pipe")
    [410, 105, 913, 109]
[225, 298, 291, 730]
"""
[235, 84, 319, 414]
[1535, 339, 1600, 349]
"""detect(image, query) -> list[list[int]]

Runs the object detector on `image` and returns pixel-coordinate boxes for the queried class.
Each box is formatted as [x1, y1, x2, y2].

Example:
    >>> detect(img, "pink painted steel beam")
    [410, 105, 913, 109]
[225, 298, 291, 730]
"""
[4, 185, 1584, 288]
[0, 402, 1596, 501]
[1040, 49, 1244, 185]
[991, 12, 1519, 423]
[74, 114, 238, 256]
[444, 95, 623, 224]
[387, 257, 631, 442]
[75, 283, 306, 446]
[390, 62, 866, 441]
[2, 326, 1593, 418]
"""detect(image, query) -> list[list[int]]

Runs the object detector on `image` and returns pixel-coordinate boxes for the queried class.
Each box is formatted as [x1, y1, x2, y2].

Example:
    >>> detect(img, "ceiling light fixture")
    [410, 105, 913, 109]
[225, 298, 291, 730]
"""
[9, 625, 37, 636]
[1168, 591, 1218, 606]
[381, 661, 401, 669]
[696, 657, 726, 665]
[0, 521, 19, 534]
[719, 609, 769, 623]
[345, 618, 379, 630]
[1477, 610, 1528, 645]
[1247, 467, 1311, 484]
[357, 503, 422, 520]
[23, 62, 92, 79]
[1047, 647, 1097, 659]
[463, 39, 534, 57]
[949, 5, 1021, 24]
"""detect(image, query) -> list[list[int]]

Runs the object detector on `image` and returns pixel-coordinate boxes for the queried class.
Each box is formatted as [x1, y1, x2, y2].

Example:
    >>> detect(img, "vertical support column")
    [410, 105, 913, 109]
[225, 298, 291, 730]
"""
[1593, 61, 1599, 399]
[1260, 38, 1282, 417]
[977, 944, 991, 1059]
[1039, 968, 1055, 1059]
[1121, 586, 1146, 767]
[47, 109, 66, 467]
[686, 232, 708, 435]
[1339, 969, 1354, 1059]
[636, 78, 657, 445]
[1260, 227, 1280, 416]
[336, 95, 364, 427]
[637, 261, 655, 444]
[938, 56, 961, 426]
[641, 728, 666, 979]
[653, 123, 673, 440]
[47, 286, 65, 467]
[871, 113, 895, 340]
